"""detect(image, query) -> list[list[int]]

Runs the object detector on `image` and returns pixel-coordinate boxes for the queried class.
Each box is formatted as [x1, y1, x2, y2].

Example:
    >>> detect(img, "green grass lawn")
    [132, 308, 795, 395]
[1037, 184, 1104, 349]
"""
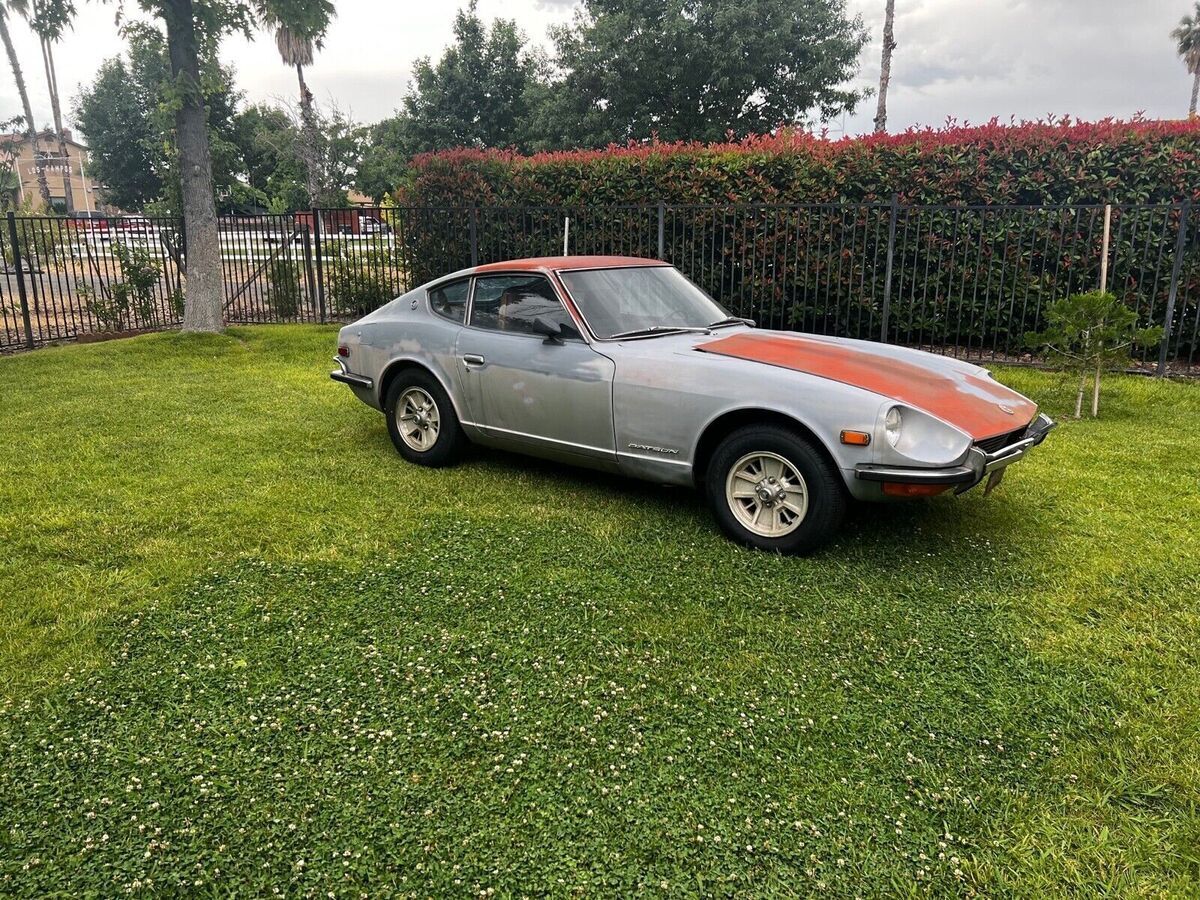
[1, 326, 1198, 896]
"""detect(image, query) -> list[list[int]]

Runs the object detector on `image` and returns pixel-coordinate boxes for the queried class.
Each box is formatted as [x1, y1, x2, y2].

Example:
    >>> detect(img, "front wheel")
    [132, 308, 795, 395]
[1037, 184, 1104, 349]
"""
[384, 370, 466, 467]
[706, 425, 846, 554]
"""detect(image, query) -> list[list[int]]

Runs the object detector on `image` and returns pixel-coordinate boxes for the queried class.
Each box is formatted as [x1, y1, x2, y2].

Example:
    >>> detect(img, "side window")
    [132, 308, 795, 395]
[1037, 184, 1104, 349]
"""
[469, 275, 578, 338]
[429, 280, 469, 323]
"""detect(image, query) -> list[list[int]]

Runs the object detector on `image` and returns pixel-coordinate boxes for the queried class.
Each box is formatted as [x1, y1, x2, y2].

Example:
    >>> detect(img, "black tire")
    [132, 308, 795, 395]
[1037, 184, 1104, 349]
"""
[706, 425, 847, 554]
[384, 369, 466, 467]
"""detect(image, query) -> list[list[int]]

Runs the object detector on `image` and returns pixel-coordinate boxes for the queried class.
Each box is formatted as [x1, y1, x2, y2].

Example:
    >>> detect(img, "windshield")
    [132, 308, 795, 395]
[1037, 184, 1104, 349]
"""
[557, 266, 730, 339]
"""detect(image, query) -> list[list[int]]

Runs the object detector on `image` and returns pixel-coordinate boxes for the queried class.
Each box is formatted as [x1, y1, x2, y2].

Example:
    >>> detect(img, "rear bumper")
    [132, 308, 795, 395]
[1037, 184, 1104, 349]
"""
[330, 357, 374, 390]
[855, 413, 1055, 493]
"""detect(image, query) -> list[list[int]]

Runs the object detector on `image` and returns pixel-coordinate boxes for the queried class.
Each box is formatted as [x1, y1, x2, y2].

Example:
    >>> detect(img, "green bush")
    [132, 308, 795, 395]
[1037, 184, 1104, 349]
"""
[265, 256, 304, 319]
[80, 241, 179, 331]
[325, 244, 401, 318]
[399, 119, 1200, 208]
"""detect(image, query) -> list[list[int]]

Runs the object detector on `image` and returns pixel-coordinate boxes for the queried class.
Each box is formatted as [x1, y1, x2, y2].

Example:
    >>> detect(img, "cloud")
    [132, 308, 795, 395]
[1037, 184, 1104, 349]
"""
[840, 0, 1190, 134]
[1, 0, 1189, 146]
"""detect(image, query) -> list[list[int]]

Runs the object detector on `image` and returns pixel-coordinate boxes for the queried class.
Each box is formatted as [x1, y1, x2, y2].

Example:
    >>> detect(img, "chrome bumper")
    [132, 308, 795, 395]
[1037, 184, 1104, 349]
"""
[855, 413, 1056, 493]
[329, 357, 374, 390]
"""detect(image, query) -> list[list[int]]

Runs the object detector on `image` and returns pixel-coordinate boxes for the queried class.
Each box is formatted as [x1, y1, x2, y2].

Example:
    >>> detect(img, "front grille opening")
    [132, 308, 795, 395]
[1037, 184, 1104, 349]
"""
[975, 426, 1028, 454]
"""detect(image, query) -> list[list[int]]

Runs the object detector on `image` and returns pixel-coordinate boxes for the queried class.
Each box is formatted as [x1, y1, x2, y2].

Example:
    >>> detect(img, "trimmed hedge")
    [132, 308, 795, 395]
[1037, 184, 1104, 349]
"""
[397, 118, 1200, 208]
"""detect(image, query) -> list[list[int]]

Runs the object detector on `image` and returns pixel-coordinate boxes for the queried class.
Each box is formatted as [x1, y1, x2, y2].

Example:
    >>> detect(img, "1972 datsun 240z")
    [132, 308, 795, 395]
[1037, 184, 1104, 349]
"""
[332, 256, 1054, 554]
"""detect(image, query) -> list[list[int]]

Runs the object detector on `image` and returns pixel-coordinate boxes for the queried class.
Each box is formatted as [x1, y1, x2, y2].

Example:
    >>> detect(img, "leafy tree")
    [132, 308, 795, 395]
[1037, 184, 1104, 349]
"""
[538, 0, 869, 147]
[74, 23, 252, 214]
[132, 0, 335, 331]
[404, 1, 538, 151]
[1, 113, 25, 210]
[354, 113, 416, 201]
[254, 0, 334, 205]
[74, 56, 163, 210]
[1173, 3, 1200, 116]
[232, 100, 361, 211]
[233, 103, 300, 204]
[1025, 291, 1163, 418]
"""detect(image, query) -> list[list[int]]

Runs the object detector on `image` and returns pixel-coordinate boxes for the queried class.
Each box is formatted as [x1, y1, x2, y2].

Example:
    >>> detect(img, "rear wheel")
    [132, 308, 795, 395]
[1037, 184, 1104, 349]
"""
[706, 425, 846, 554]
[384, 370, 465, 467]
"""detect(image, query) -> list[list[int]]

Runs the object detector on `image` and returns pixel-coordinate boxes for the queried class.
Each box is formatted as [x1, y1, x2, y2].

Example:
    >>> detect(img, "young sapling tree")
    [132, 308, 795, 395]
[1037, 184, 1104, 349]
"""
[1025, 291, 1162, 417]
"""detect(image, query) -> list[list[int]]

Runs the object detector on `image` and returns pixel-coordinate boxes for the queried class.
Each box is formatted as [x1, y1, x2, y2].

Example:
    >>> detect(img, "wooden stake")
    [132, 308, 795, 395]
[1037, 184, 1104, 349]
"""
[1099, 204, 1111, 292]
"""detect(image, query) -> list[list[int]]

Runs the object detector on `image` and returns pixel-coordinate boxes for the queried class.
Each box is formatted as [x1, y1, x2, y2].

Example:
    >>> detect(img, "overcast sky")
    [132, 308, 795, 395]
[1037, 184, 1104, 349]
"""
[0, 0, 1192, 143]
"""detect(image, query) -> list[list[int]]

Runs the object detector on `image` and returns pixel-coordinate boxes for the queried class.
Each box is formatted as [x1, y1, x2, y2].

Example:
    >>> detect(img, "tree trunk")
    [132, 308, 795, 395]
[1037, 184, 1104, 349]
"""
[296, 63, 321, 206]
[40, 36, 74, 214]
[0, 11, 53, 210]
[873, 0, 896, 134]
[164, 0, 223, 333]
[1091, 359, 1102, 417]
[1190, 68, 1199, 117]
[1074, 371, 1085, 418]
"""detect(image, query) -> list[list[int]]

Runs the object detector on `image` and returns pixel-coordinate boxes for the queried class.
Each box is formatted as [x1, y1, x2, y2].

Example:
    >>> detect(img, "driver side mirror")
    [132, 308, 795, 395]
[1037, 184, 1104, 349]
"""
[532, 317, 566, 344]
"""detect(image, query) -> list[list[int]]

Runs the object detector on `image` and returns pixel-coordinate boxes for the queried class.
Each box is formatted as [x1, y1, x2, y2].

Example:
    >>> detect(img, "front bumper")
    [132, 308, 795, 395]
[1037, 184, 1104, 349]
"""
[330, 356, 374, 390]
[855, 413, 1055, 494]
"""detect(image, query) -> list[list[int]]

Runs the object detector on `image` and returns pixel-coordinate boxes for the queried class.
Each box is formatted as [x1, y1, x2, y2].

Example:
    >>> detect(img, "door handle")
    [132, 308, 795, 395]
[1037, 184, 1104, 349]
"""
[462, 353, 485, 367]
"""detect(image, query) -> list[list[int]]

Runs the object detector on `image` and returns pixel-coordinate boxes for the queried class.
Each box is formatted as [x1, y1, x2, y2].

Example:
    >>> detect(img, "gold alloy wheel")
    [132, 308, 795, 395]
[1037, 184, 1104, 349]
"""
[725, 451, 809, 537]
[396, 387, 441, 452]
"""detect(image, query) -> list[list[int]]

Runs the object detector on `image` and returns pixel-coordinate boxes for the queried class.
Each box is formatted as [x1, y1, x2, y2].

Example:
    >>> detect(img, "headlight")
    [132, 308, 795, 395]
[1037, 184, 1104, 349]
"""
[885, 406, 903, 447]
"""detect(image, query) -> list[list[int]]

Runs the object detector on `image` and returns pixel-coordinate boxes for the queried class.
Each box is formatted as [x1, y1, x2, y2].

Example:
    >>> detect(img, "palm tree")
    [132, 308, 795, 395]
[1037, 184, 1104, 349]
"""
[1173, 4, 1200, 116]
[32, 0, 74, 212]
[873, 0, 896, 133]
[255, 0, 334, 206]
[0, 0, 53, 209]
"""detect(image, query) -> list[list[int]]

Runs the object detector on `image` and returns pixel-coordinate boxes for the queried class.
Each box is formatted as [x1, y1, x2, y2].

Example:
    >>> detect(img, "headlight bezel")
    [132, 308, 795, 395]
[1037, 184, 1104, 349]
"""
[874, 403, 972, 467]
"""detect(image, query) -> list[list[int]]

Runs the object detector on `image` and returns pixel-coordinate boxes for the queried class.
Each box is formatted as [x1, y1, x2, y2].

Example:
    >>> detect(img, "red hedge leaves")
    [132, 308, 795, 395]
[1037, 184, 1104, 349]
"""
[398, 117, 1200, 208]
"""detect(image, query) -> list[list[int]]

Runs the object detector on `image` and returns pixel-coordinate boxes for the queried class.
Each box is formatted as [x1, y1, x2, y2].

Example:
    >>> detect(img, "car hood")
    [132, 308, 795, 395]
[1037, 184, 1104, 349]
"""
[695, 331, 1037, 440]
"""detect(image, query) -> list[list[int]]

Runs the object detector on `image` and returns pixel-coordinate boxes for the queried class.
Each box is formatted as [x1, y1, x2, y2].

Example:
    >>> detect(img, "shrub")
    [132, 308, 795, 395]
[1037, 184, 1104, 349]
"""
[325, 244, 401, 318]
[80, 241, 178, 331]
[265, 256, 304, 319]
[398, 118, 1200, 209]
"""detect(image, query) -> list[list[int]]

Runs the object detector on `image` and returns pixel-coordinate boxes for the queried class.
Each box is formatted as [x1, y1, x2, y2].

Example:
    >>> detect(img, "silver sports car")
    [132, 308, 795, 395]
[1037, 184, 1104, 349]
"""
[331, 255, 1053, 553]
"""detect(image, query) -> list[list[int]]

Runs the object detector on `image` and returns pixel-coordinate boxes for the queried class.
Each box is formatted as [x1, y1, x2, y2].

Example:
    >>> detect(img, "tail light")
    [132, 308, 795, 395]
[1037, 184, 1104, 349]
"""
[337, 345, 350, 357]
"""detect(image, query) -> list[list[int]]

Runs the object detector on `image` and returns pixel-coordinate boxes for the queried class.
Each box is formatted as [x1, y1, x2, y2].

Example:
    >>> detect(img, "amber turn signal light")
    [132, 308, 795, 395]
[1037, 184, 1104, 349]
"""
[882, 482, 951, 498]
[839, 430, 871, 446]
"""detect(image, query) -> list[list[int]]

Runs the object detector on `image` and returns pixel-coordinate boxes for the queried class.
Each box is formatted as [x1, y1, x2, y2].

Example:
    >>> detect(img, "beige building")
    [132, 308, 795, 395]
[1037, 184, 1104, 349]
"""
[1, 129, 104, 214]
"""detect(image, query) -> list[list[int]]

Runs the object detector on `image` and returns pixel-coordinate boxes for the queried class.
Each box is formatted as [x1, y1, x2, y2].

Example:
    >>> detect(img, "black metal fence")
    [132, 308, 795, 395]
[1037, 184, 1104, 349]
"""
[2, 203, 1198, 373]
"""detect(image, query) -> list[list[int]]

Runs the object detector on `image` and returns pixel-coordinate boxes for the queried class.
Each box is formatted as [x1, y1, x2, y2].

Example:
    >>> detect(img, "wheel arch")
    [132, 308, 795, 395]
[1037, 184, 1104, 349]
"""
[377, 357, 465, 422]
[692, 407, 841, 487]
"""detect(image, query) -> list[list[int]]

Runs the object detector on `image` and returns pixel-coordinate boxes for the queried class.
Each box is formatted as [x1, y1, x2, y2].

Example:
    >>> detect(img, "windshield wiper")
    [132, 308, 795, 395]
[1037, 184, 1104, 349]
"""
[707, 316, 756, 328]
[608, 325, 713, 340]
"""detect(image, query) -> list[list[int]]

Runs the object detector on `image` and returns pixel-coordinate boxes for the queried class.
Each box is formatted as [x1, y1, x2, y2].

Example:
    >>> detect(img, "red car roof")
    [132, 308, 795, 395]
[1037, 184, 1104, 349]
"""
[471, 255, 667, 274]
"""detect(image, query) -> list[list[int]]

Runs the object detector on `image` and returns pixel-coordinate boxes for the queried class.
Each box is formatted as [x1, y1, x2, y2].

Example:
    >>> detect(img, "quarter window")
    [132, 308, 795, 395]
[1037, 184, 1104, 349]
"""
[469, 275, 577, 337]
[429, 280, 469, 323]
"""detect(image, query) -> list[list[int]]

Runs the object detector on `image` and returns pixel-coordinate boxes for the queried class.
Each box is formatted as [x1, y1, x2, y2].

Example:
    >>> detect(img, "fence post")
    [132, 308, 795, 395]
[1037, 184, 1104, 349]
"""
[657, 200, 665, 260]
[300, 224, 319, 322]
[879, 195, 899, 343]
[469, 204, 479, 267]
[6, 212, 34, 350]
[1158, 199, 1190, 376]
[310, 209, 326, 324]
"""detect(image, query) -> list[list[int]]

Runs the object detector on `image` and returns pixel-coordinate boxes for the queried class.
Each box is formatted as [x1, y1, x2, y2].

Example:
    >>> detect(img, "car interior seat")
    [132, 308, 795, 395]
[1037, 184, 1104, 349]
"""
[496, 289, 523, 331]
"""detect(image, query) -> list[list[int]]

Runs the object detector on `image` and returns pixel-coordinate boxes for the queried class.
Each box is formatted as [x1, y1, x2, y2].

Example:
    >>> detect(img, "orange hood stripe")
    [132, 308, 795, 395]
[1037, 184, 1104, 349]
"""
[696, 333, 1037, 440]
